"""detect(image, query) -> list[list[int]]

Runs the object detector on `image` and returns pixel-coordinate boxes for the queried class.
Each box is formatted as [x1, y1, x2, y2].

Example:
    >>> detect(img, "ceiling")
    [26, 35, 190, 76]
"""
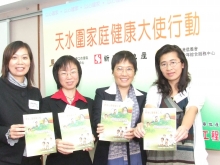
[0, 0, 61, 14]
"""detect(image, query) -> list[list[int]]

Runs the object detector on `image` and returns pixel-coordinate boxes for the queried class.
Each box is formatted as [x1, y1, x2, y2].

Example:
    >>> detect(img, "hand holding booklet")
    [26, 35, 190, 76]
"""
[99, 100, 133, 142]
[143, 108, 177, 151]
[58, 108, 94, 151]
[23, 112, 56, 157]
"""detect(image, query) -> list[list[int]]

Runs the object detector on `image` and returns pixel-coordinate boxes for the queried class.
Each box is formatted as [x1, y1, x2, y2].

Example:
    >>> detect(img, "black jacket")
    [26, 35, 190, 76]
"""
[92, 86, 147, 165]
[0, 77, 42, 164]
[41, 94, 94, 165]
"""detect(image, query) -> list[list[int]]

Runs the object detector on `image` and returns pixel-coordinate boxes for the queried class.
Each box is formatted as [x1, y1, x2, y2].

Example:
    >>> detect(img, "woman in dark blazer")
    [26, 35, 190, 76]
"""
[93, 50, 147, 165]
[0, 41, 42, 165]
[41, 55, 94, 165]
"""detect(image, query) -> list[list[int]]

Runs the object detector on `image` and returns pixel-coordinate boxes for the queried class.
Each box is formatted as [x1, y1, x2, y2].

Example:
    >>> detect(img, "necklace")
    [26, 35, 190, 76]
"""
[65, 96, 74, 103]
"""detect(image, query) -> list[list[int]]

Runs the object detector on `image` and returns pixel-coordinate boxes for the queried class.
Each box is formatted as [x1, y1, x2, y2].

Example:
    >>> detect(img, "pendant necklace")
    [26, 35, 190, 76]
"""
[65, 96, 74, 103]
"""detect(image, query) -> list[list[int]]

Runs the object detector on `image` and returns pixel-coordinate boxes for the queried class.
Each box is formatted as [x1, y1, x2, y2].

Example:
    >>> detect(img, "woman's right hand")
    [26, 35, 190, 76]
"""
[56, 139, 75, 155]
[9, 124, 25, 139]
[134, 122, 145, 138]
[96, 123, 104, 137]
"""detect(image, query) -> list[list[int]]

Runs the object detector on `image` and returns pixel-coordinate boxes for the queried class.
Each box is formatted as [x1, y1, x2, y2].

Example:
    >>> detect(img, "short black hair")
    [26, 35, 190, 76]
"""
[52, 55, 82, 89]
[111, 50, 137, 73]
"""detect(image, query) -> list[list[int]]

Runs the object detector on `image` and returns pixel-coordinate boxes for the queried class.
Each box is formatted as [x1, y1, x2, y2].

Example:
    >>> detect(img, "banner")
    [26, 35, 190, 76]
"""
[42, 0, 220, 150]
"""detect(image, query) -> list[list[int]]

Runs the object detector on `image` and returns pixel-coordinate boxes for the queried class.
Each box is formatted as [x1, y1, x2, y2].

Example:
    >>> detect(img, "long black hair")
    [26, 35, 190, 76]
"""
[153, 44, 191, 96]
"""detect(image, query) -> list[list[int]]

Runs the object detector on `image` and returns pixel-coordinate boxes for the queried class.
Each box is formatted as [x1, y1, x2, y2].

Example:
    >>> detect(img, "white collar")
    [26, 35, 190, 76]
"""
[105, 83, 143, 96]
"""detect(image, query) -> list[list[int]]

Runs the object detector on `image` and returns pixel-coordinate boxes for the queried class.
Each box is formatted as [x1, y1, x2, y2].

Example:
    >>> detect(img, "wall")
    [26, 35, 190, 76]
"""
[0, 0, 219, 164]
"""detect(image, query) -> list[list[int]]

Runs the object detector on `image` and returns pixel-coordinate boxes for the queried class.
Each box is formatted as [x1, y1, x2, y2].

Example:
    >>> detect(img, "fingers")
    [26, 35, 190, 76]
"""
[124, 128, 135, 140]
[10, 124, 25, 139]
[92, 135, 95, 141]
[134, 123, 145, 138]
[56, 139, 75, 155]
[83, 147, 93, 151]
[174, 126, 188, 142]
[96, 123, 104, 134]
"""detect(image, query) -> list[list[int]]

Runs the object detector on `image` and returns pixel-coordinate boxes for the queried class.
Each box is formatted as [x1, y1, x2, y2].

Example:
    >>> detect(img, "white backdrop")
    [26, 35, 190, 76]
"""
[42, 0, 220, 150]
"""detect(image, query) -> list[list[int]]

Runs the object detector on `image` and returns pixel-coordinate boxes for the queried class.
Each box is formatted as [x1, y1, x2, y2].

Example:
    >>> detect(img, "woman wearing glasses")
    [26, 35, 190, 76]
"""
[41, 55, 94, 165]
[93, 50, 147, 165]
[134, 44, 208, 165]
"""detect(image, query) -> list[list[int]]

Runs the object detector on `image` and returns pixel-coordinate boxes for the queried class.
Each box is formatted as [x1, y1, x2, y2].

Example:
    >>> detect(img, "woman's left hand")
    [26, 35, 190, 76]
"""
[124, 128, 135, 140]
[174, 125, 189, 142]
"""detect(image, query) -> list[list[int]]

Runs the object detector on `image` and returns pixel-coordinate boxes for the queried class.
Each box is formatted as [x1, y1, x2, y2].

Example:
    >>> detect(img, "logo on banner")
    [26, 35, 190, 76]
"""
[104, 55, 109, 62]
[94, 54, 102, 64]
[133, 53, 137, 59]
[141, 52, 147, 59]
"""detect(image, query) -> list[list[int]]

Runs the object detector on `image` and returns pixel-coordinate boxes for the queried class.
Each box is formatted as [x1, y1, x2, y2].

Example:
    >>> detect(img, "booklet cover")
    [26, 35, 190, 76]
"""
[143, 108, 176, 150]
[23, 112, 56, 157]
[99, 100, 133, 142]
[58, 109, 94, 151]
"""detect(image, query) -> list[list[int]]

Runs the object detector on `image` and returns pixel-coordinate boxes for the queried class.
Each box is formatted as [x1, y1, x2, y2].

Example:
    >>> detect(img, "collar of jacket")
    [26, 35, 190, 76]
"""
[104, 82, 143, 96]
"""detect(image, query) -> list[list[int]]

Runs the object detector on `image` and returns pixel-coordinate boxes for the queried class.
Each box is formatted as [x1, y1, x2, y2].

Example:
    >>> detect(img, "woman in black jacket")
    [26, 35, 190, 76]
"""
[93, 51, 147, 165]
[41, 55, 94, 165]
[0, 41, 42, 165]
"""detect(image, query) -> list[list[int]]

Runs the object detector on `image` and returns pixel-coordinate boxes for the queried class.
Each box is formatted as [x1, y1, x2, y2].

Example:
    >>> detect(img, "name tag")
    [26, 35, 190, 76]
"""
[64, 104, 79, 113]
[173, 91, 187, 103]
[29, 100, 39, 110]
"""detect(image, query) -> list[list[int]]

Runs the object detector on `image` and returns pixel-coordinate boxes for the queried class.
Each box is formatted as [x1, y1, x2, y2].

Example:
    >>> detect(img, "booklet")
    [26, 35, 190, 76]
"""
[23, 112, 56, 157]
[143, 108, 177, 150]
[99, 100, 133, 142]
[58, 109, 94, 151]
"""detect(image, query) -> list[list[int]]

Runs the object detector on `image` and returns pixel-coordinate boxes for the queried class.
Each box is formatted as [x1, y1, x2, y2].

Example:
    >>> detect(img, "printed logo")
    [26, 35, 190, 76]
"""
[133, 53, 137, 59]
[104, 55, 109, 62]
[94, 54, 102, 64]
[49, 59, 54, 67]
[141, 52, 147, 59]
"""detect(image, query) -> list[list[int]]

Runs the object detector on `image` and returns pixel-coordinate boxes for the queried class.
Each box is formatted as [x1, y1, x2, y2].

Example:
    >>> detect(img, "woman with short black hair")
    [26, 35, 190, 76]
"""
[41, 55, 94, 165]
[93, 50, 147, 165]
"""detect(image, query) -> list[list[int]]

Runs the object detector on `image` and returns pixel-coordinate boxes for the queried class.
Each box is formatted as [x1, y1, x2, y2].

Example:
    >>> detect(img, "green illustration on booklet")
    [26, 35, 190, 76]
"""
[143, 108, 177, 151]
[23, 112, 56, 157]
[100, 100, 133, 142]
[58, 108, 94, 151]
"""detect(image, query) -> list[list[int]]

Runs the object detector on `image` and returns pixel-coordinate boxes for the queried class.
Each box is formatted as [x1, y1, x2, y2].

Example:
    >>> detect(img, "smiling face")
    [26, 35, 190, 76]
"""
[159, 51, 184, 85]
[113, 59, 135, 90]
[8, 47, 30, 83]
[58, 62, 79, 90]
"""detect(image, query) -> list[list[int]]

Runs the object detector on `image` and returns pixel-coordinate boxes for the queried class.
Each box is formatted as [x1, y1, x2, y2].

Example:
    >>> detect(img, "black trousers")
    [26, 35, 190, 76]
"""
[0, 156, 41, 165]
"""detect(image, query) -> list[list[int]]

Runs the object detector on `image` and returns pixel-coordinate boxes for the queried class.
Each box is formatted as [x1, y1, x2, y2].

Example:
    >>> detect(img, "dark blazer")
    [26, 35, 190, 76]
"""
[92, 86, 147, 165]
[41, 95, 94, 165]
[0, 77, 42, 164]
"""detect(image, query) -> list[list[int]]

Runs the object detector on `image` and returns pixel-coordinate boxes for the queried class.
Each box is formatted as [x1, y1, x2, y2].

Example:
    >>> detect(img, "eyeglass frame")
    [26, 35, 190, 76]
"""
[58, 70, 78, 77]
[159, 61, 181, 68]
[115, 66, 134, 74]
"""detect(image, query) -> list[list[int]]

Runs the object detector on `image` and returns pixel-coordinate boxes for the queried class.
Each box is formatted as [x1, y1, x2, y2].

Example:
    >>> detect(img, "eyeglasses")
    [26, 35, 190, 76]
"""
[115, 66, 134, 74]
[160, 61, 181, 68]
[59, 70, 77, 77]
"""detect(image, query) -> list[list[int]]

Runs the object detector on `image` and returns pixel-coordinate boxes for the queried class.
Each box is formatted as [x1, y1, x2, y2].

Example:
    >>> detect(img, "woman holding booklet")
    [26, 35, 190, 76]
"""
[134, 44, 208, 165]
[41, 55, 94, 165]
[0, 41, 42, 165]
[93, 50, 147, 165]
